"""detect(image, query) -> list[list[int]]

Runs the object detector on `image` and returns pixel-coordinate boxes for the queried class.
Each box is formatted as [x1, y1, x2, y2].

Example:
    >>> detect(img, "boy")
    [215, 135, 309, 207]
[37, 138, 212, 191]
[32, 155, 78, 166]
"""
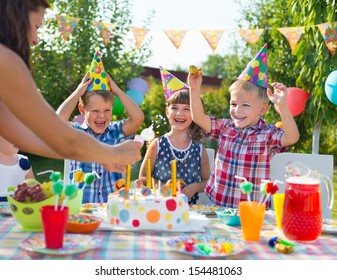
[188, 44, 299, 208]
[57, 49, 144, 203]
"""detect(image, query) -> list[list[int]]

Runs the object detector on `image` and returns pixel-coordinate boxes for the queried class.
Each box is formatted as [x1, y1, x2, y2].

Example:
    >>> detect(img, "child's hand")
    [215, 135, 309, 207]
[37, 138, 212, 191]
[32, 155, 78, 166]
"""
[267, 82, 288, 113]
[75, 72, 92, 96]
[107, 73, 121, 95]
[181, 183, 198, 199]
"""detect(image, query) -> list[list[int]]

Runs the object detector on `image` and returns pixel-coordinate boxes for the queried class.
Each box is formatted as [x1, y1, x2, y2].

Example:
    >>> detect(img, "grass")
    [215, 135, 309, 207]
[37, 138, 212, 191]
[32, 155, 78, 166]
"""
[27, 153, 337, 219]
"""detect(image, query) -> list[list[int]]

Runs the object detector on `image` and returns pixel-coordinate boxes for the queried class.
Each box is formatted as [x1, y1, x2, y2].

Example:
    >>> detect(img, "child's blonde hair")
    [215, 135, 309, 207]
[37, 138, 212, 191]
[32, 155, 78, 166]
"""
[229, 80, 269, 104]
[79, 90, 114, 107]
[166, 90, 204, 142]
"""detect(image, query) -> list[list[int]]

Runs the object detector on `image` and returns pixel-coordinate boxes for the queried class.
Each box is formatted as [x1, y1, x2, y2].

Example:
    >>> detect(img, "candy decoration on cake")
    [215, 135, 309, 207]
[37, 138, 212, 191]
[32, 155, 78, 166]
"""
[160, 184, 172, 197]
[133, 179, 144, 189]
[235, 175, 253, 205]
[115, 179, 126, 191]
[171, 160, 177, 197]
[141, 187, 152, 197]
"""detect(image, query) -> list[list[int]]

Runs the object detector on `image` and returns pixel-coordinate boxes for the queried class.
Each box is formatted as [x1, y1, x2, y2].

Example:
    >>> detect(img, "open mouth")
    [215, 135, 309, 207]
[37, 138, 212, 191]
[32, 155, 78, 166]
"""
[174, 118, 186, 124]
[94, 121, 106, 129]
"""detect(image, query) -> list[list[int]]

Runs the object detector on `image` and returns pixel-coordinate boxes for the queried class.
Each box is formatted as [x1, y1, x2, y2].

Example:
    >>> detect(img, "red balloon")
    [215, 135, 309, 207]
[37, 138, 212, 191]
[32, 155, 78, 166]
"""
[287, 87, 309, 116]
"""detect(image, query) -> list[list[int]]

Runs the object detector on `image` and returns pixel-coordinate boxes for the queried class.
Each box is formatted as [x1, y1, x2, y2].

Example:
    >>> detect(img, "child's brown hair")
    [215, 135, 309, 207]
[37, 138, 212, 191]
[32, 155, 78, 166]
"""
[79, 90, 114, 107]
[229, 80, 269, 104]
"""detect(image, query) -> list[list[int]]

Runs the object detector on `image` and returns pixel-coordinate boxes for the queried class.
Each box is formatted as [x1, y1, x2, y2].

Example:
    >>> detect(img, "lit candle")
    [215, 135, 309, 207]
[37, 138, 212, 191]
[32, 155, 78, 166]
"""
[146, 159, 152, 189]
[126, 164, 131, 192]
[171, 160, 177, 197]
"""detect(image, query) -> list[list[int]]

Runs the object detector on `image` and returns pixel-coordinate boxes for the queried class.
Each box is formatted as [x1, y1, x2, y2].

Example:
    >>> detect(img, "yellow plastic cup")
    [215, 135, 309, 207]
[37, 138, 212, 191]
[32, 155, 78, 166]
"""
[239, 201, 266, 241]
[273, 193, 285, 229]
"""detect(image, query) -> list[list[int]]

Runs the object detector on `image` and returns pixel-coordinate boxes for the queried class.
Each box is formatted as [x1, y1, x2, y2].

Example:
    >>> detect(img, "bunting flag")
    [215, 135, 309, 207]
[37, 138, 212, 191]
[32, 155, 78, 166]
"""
[199, 30, 224, 52]
[131, 27, 150, 48]
[92, 21, 116, 46]
[163, 30, 188, 49]
[56, 15, 80, 41]
[318, 23, 337, 56]
[277, 27, 305, 52]
[239, 29, 264, 45]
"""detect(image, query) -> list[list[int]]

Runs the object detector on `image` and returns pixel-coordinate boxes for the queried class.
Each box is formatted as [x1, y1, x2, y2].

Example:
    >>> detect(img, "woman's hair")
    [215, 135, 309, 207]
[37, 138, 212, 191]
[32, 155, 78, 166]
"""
[229, 79, 269, 104]
[0, 0, 50, 69]
[166, 89, 204, 142]
[79, 90, 114, 107]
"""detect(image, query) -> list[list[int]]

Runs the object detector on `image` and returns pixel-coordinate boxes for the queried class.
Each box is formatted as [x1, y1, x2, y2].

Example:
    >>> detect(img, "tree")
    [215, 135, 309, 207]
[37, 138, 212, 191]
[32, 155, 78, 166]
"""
[32, 0, 152, 117]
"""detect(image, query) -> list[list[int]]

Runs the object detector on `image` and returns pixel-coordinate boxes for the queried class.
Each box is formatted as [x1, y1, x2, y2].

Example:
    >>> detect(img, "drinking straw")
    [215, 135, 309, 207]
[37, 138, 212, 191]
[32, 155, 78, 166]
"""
[258, 179, 270, 205]
[81, 171, 100, 190]
[171, 160, 177, 197]
[60, 184, 77, 210]
[235, 175, 253, 205]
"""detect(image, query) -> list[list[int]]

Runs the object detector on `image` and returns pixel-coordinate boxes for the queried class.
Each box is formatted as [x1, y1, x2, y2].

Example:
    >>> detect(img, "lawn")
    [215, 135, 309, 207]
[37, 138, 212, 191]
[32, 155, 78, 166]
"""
[28, 153, 337, 219]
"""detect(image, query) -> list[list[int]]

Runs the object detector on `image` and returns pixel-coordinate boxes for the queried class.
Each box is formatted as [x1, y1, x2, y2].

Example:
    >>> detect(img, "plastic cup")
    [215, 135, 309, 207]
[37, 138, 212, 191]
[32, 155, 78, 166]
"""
[239, 201, 266, 241]
[40, 205, 69, 249]
[273, 193, 285, 229]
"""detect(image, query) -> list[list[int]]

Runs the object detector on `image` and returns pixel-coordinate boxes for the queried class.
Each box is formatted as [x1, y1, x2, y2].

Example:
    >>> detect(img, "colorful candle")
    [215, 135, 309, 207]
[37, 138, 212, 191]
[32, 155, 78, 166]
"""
[126, 164, 131, 191]
[171, 160, 177, 197]
[146, 159, 152, 189]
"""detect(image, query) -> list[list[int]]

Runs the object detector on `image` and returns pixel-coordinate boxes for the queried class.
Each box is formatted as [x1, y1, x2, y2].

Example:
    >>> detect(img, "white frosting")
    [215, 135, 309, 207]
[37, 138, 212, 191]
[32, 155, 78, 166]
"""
[107, 190, 189, 230]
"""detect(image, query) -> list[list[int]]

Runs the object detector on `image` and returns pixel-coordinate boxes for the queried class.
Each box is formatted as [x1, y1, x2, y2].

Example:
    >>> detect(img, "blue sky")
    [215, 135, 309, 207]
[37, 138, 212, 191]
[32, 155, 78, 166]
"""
[130, 0, 248, 69]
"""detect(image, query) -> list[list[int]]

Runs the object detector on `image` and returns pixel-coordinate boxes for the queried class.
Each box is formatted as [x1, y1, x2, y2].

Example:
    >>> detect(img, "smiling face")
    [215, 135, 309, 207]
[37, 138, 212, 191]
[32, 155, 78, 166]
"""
[78, 93, 113, 135]
[229, 89, 268, 129]
[166, 102, 193, 131]
[28, 6, 45, 46]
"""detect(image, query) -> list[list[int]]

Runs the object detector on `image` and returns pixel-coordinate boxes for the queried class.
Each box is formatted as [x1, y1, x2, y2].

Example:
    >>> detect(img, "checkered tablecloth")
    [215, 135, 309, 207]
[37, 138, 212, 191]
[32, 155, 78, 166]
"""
[1, 211, 336, 260]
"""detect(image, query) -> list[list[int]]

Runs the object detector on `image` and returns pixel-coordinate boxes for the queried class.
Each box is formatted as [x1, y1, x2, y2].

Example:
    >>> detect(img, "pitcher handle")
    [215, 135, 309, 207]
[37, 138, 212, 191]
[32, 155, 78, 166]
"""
[321, 174, 334, 210]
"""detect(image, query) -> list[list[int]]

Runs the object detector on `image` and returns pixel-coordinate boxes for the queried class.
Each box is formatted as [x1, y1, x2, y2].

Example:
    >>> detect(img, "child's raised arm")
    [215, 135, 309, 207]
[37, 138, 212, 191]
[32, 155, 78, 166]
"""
[188, 71, 212, 133]
[267, 82, 300, 146]
[56, 73, 91, 120]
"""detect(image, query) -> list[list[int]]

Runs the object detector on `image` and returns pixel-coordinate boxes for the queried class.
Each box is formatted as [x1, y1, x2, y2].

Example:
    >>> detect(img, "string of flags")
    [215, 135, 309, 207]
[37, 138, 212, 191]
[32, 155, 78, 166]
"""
[53, 14, 337, 56]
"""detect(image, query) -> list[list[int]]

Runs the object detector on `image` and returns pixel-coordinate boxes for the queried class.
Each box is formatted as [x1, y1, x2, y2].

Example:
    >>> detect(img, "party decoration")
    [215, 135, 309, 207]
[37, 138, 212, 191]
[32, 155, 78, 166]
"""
[163, 30, 188, 49]
[131, 27, 150, 48]
[113, 96, 124, 115]
[237, 43, 268, 88]
[235, 175, 253, 205]
[325, 70, 337, 105]
[87, 49, 111, 91]
[60, 184, 77, 210]
[126, 89, 144, 106]
[318, 23, 337, 56]
[189, 65, 202, 75]
[92, 21, 116, 47]
[275, 121, 283, 129]
[239, 29, 264, 45]
[277, 27, 305, 53]
[56, 15, 80, 41]
[199, 30, 224, 52]
[127, 78, 149, 95]
[287, 87, 309, 116]
[159, 67, 189, 101]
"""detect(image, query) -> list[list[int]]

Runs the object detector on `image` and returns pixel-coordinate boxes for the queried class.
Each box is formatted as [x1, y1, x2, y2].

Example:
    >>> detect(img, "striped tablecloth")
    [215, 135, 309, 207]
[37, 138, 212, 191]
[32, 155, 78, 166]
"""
[0, 211, 336, 260]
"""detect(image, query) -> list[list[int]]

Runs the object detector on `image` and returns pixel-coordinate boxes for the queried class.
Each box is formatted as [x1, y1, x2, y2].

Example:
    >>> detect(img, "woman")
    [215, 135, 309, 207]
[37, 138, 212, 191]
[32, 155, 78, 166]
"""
[0, 0, 142, 170]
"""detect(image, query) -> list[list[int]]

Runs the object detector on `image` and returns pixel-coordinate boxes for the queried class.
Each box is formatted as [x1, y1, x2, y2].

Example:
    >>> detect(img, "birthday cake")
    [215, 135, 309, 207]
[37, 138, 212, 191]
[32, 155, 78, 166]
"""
[107, 179, 189, 230]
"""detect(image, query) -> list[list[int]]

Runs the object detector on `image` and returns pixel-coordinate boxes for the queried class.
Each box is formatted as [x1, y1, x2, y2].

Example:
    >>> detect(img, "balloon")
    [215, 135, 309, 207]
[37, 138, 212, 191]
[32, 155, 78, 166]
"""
[325, 70, 337, 105]
[287, 87, 309, 116]
[72, 114, 84, 124]
[127, 78, 148, 95]
[127, 89, 144, 106]
[113, 96, 124, 115]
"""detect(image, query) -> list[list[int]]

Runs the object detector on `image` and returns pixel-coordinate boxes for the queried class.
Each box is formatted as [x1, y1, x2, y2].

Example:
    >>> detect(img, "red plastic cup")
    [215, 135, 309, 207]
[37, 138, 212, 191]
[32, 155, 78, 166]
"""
[40, 205, 69, 249]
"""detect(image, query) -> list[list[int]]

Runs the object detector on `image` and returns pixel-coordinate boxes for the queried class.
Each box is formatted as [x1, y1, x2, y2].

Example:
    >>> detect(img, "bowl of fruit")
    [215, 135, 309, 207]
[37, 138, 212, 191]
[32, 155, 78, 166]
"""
[215, 208, 241, 226]
[7, 179, 83, 231]
[67, 214, 103, 234]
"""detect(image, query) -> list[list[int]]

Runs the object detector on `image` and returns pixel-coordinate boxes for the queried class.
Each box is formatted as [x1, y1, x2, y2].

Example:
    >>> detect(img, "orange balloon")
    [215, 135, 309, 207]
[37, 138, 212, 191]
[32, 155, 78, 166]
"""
[275, 121, 283, 129]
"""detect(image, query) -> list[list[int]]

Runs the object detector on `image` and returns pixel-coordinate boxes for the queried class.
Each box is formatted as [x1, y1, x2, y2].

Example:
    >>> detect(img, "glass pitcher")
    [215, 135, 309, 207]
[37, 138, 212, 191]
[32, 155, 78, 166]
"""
[282, 161, 334, 242]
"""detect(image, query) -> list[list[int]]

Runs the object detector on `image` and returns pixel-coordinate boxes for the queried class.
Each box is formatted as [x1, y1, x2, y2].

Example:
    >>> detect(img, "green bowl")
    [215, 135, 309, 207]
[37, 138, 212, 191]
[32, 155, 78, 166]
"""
[7, 187, 83, 232]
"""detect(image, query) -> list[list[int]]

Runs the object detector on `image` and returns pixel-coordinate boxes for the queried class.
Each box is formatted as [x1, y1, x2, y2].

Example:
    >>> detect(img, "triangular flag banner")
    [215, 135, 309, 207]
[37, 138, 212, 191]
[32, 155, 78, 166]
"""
[56, 15, 80, 41]
[92, 21, 116, 46]
[238, 43, 268, 88]
[163, 30, 188, 49]
[318, 22, 337, 56]
[131, 27, 149, 48]
[159, 66, 189, 101]
[88, 49, 111, 91]
[277, 27, 305, 52]
[239, 29, 264, 45]
[200, 30, 224, 52]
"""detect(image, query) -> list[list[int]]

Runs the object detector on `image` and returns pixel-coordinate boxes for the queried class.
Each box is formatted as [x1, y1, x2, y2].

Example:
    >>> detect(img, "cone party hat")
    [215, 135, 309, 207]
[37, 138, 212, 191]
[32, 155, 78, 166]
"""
[237, 43, 268, 88]
[88, 48, 111, 90]
[159, 66, 189, 101]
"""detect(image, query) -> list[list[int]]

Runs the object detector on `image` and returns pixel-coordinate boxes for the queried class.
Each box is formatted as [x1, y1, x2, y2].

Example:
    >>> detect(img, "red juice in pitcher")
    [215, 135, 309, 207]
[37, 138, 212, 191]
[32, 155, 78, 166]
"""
[282, 176, 322, 242]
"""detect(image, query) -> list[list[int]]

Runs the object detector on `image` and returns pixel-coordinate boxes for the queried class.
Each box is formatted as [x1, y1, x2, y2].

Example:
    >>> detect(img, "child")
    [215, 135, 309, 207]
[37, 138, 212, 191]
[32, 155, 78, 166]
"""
[188, 44, 300, 208]
[139, 68, 210, 204]
[0, 136, 34, 203]
[56, 50, 144, 203]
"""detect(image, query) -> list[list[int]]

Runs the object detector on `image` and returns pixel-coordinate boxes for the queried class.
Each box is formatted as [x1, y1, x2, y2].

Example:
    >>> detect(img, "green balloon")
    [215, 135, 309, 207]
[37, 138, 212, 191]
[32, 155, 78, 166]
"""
[113, 96, 124, 115]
